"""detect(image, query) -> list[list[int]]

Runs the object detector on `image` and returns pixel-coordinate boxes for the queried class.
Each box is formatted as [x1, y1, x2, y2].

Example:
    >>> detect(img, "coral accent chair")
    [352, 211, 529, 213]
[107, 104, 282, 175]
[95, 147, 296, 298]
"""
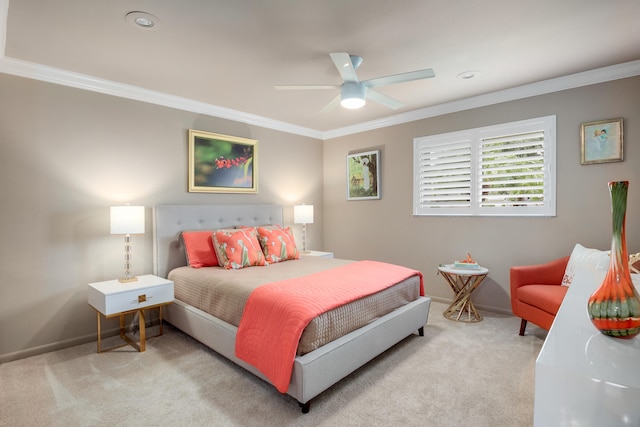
[510, 256, 571, 335]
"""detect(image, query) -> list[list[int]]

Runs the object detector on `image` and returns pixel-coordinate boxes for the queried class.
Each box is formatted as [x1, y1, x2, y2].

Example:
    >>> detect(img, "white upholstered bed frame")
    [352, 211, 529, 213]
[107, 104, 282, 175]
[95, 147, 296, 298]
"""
[152, 204, 431, 412]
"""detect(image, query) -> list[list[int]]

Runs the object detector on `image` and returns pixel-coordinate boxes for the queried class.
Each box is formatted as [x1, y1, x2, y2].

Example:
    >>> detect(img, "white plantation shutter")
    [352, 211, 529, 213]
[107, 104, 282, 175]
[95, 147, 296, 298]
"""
[478, 131, 545, 208]
[414, 116, 556, 216]
[415, 133, 472, 212]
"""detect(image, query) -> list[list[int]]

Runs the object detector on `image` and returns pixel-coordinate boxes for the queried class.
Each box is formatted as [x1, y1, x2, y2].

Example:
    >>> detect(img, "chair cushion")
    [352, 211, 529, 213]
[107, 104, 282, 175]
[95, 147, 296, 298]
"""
[517, 285, 568, 315]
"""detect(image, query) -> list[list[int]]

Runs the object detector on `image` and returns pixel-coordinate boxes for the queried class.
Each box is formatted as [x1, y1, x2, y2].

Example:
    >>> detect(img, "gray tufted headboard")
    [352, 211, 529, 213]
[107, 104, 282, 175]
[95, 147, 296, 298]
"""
[152, 204, 283, 278]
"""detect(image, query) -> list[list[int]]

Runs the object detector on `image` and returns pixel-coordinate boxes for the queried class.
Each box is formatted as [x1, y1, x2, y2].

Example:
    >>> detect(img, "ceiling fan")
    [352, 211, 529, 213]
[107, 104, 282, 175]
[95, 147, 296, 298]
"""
[275, 52, 435, 112]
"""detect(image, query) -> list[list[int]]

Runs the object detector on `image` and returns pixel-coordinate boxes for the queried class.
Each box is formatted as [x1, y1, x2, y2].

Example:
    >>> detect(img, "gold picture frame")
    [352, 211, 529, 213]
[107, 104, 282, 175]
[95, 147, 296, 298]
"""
[188, 129, 258, 193]
[580, 118, 623, 165]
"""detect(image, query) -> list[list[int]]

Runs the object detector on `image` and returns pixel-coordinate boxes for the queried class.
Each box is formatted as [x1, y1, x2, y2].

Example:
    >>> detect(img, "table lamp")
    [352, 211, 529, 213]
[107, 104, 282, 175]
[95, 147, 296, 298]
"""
[294, 204, 314, 253]
[110, 205, 145, 283]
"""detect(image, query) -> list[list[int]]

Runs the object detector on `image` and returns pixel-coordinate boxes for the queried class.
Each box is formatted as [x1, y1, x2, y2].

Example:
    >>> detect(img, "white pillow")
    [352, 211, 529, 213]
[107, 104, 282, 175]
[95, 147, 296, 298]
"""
[562, 243, 610, 286]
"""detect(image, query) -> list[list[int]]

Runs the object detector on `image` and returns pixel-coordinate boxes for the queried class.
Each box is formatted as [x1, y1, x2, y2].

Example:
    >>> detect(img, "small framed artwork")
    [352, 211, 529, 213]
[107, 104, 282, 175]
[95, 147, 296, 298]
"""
[188, 129, 258, 193]
[580, 118, 623, 165]
[347, 150, 381, 200]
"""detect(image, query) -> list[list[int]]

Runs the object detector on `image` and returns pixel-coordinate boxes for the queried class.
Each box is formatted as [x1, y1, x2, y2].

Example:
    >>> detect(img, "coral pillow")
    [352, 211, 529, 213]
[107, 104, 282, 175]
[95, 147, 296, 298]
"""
[562, 243, 610, 286]
[213, 228, 267, 269]
[182, 231, 218, 268]
[257, 226, 300, 263]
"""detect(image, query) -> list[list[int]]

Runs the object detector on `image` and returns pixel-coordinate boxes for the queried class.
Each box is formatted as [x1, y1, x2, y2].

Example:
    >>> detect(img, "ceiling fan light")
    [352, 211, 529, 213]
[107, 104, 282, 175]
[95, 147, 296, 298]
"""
[341, 97, 366, 109]
[340, 82, 366, 109]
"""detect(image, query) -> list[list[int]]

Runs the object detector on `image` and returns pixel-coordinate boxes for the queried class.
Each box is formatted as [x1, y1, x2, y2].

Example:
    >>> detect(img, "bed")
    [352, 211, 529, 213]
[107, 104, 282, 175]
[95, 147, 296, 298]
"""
[152, 204, 431, 412]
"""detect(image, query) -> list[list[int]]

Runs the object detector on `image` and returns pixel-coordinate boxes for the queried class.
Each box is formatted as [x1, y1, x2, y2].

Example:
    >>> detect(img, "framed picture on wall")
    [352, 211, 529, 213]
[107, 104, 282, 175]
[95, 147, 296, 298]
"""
[580, 118, 623, 165]
[188, 129, 258, 193]
[347, 150, 381, 200]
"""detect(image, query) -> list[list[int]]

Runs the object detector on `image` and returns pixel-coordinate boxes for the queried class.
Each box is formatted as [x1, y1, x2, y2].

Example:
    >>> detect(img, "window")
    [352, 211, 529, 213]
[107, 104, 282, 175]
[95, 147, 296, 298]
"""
[413, 115, 556, 216]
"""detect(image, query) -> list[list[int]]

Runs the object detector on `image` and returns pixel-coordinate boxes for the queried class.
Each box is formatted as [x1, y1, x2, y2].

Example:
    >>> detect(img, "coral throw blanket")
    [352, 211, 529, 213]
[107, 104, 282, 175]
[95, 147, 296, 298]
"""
[235, 260, 424, 393]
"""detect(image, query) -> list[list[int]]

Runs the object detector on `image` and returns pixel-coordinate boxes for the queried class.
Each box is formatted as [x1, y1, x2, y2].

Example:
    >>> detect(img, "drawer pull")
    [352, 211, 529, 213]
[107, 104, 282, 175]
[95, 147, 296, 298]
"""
[138, 294, 147, 303]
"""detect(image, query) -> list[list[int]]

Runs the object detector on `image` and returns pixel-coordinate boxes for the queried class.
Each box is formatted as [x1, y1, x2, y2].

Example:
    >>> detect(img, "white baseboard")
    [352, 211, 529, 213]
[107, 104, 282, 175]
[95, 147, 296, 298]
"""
[0, 319, 163, 364]
[429, 296, 514, 317]
[0, 332, 96, 364]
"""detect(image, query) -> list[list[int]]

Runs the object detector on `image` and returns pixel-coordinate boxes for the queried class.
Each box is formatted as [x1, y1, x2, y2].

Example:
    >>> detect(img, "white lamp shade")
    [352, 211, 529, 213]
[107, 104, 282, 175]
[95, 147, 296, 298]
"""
[294, 204, 314, 224]
[110, 206, 145, 235]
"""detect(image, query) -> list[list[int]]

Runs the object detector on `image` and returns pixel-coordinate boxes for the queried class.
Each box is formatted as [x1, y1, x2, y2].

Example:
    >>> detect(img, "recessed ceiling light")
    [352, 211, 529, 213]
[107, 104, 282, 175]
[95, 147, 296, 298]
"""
[125, 11, 160, 29]
[457, 70, 479, 80]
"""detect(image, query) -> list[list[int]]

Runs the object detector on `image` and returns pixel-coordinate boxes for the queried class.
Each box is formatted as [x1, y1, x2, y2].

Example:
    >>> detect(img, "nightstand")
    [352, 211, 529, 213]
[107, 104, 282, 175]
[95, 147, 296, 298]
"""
[303, 250, 334, 258]
[88, 274, 174, 353]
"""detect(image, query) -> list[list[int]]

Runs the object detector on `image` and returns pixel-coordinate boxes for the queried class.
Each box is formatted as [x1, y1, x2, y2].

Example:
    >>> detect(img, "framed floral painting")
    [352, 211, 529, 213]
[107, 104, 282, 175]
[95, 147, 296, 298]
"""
[188, 129, 258, 193]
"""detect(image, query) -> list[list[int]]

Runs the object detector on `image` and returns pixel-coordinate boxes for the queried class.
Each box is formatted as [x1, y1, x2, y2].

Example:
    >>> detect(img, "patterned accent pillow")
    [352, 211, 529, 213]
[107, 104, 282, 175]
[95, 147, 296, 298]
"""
[213, 228, 267, 269]
[562, 243, 610, 286]
[181, 230, 218, 268]
[257, 226, 300, 263]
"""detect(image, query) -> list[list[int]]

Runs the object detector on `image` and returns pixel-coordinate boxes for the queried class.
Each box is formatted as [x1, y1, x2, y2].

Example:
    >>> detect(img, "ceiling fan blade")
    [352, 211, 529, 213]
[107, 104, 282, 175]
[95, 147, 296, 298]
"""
[320, 95, 341, 113]
[274, 85, 338, 90]
[329, 52, 359, 82]
[366, 89, 404, 110]
[365, 68, 435, 88]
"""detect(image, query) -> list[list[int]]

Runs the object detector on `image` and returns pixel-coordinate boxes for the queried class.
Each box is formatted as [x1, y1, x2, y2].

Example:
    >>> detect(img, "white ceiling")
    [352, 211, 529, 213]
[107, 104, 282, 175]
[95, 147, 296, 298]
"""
[2, 0, 640, 139]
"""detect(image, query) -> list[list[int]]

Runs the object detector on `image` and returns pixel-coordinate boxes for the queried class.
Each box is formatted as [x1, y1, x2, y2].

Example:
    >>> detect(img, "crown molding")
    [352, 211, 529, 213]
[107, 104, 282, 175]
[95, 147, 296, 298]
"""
[1, 0, 638, 143]
[0, 0, 321, 139]
[0, 56, 324, 140]
[2, 53, 638, 141]
[322, 60, 640, 139]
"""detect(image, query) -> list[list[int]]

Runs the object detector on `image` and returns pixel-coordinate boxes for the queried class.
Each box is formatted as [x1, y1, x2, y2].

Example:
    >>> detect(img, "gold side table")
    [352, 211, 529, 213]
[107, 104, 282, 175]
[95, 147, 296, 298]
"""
[438, 264, 489, 322]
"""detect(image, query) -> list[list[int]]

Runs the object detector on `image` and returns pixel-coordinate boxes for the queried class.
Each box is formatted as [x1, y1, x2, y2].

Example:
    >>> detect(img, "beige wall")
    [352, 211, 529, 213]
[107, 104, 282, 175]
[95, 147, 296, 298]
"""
[324, 76, 640, 313]
[0, 74, 323, 362]
[2, 71, 638, 362]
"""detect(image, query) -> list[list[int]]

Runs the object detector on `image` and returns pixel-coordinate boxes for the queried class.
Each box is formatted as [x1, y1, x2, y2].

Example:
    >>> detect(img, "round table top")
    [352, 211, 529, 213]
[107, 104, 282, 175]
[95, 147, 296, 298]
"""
[438, 264, 489, 275]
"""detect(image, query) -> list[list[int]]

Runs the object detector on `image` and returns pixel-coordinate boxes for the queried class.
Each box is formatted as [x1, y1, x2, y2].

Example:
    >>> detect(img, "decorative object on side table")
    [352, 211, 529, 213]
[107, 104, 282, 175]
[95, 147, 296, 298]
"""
[110, 205, 145, 283]
[453, 251, 479, 270]
[294, 204, 314, 253]
[587, 181, 640, 338]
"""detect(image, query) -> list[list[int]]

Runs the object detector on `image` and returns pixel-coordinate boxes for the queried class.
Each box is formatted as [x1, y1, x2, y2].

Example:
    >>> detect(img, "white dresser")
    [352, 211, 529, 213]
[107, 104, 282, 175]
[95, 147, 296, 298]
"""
[534, 269, 640, 426]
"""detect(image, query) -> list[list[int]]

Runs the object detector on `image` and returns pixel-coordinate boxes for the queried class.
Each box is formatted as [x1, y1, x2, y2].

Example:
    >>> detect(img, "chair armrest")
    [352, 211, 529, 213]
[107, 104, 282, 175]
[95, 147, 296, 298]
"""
[510, 256, 570, 294]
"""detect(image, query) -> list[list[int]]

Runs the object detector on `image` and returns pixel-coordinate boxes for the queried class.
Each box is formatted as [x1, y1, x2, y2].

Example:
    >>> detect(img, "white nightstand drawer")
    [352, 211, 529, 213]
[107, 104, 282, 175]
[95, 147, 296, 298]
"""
[88, 274, 174, 316]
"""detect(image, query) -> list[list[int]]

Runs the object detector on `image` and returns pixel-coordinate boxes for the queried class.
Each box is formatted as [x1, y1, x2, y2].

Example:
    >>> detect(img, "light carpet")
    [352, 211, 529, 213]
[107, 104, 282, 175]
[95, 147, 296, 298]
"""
[0, 301, 546, 426]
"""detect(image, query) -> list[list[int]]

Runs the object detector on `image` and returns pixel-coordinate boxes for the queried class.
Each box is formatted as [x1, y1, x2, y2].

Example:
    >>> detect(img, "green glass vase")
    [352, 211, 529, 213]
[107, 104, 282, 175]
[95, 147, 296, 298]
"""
[587, 181, 640, 338]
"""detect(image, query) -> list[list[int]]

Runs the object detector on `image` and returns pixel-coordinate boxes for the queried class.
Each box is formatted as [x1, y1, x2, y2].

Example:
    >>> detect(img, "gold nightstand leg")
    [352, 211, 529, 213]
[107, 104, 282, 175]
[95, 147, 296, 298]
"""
[139, 309, 146, 352]
[96, 311, 102, 353]
[93, 302, 170, 353]
[119, 314, 126, 340]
